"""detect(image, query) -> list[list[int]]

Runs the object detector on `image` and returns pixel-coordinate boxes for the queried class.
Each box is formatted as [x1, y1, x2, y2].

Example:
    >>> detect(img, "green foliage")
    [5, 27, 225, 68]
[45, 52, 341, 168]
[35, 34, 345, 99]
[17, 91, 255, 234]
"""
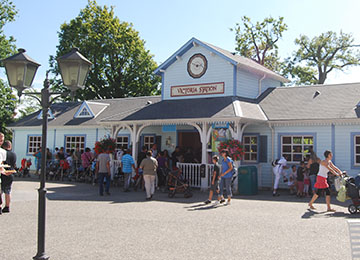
[16, 87, 42, 119]
[0, 0, 17, 61]
[49, 0, 160, 101]
[0, 80, 17, 138]
[0, 0, 17, 140]
[231, 16, 288, 73]
[290, 31, 360, 84]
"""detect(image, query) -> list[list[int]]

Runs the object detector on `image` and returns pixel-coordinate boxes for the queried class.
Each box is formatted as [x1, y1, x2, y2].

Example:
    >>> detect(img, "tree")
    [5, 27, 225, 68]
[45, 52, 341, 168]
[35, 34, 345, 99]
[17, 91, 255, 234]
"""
[289, 31, 360, 84]
[231, 16, 288, 73]
[49, 0, 160, 101]
[0, 0, 17, 138]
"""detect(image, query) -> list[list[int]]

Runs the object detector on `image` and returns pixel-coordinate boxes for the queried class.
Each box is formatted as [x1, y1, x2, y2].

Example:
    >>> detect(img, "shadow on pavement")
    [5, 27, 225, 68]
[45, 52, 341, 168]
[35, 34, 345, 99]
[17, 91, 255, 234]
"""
[44, 180, 207, 205]
[301, 209, 360, 219]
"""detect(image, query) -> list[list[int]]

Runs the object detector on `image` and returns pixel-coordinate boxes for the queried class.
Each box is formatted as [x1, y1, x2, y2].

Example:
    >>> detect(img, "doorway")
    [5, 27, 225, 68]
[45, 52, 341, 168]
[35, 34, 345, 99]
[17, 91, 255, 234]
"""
[177, 131, 201, 163]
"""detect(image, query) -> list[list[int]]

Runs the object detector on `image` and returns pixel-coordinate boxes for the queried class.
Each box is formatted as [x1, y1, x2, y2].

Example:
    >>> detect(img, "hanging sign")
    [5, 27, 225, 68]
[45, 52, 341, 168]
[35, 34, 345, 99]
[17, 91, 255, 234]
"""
[171, 82, 224, 97]
[162, 125, 176, 132]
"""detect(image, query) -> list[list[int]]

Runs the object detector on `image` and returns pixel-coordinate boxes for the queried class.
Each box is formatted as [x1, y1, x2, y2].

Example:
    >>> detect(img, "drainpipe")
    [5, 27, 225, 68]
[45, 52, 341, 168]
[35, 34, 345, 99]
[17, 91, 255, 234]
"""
[257, 74, 266, 98]
[268, 122, 275, 188]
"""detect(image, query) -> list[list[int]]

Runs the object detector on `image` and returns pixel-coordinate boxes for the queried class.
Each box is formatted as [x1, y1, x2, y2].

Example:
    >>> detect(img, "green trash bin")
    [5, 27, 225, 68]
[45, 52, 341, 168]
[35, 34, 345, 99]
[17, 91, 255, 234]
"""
[238, 166, 258, 195]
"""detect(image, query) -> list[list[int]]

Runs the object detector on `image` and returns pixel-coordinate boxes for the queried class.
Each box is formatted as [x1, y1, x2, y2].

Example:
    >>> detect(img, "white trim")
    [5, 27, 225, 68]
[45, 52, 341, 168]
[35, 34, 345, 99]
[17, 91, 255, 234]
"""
[232, 100, 243, 117]
[37, 109, 54, 120]
[74, 101, 95, 118]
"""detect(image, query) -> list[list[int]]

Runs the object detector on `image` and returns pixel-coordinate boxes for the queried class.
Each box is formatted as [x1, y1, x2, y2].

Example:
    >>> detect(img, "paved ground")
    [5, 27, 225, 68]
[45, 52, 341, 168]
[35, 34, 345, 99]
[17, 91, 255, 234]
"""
[0, 178, 358, 260]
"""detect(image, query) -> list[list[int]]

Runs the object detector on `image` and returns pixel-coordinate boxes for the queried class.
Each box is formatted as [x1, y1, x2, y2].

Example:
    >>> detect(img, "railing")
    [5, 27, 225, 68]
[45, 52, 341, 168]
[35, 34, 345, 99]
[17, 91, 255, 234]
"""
[177, 163, 214, 189]
[111, 160, 213, 189]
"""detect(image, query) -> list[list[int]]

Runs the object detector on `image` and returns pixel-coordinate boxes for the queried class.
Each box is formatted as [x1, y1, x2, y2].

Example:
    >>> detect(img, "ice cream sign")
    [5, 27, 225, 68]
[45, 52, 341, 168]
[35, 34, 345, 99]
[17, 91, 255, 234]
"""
[170, 82, 224, 97]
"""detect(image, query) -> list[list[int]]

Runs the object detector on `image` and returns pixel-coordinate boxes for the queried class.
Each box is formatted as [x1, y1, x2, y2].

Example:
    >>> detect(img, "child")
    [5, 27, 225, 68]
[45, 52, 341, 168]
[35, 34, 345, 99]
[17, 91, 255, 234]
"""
[204, 155, 220, 204]
[288, 165, 297, 195]
[303, 168, 310, 197]
[296, 161, 305, 197]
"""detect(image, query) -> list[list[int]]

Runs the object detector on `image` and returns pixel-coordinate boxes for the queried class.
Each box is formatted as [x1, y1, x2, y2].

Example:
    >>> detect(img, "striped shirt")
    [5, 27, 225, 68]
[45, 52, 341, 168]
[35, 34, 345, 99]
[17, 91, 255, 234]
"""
[121, 154, 135, 173]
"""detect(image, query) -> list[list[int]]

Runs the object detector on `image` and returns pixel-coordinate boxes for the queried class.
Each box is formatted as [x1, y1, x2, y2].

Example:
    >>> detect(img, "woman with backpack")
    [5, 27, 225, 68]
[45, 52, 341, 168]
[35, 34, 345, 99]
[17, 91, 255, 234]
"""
[219, 149, 234, 205]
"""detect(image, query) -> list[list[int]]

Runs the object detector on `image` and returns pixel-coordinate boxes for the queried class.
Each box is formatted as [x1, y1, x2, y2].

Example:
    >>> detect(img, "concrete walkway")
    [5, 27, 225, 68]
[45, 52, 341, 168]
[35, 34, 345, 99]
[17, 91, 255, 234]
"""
[0, 178, 356, 260]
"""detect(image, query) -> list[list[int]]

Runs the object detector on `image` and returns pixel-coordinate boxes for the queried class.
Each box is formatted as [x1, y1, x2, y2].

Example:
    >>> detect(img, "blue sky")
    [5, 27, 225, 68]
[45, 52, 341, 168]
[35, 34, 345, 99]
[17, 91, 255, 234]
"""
[3, 0, 360, 89]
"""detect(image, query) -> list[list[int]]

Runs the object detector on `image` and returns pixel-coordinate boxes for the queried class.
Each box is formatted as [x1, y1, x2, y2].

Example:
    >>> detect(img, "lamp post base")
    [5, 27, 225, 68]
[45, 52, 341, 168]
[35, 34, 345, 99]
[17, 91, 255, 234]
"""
[33, 253, 49, 260]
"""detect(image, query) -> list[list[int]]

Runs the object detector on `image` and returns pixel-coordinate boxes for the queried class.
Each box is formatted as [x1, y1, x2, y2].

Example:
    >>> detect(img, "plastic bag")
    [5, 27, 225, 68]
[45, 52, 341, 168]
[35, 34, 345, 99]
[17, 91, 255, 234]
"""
[334, 177, 342, 191]
[336, 185, 347, 202]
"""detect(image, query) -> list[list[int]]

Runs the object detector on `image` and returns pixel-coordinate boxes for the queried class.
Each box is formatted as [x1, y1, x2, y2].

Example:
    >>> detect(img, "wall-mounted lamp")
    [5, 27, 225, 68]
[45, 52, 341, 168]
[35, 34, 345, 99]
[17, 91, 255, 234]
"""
[166, 136, 172, 146]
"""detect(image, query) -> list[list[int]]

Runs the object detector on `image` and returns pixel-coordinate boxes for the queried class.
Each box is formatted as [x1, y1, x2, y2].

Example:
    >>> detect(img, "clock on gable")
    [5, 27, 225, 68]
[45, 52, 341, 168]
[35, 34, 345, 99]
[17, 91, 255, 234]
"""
[187, 53, 207, 78]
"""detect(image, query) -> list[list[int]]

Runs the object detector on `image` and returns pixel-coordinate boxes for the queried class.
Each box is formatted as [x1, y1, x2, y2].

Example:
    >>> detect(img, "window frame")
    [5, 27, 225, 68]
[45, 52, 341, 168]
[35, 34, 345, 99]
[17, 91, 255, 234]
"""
[278, 133, 316, 164]
[242, 134, 259, 163]
[26, 134, 42, 155]
[64, 135, 86, 155]
[351, 132, 360, 168]
[142, 134, 156, 151]
[116, 134, 130, 152]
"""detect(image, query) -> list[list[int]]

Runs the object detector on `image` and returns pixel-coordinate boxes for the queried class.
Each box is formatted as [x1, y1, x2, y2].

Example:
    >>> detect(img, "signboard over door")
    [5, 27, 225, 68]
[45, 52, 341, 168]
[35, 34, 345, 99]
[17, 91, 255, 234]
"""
[171, 82, 224, 97]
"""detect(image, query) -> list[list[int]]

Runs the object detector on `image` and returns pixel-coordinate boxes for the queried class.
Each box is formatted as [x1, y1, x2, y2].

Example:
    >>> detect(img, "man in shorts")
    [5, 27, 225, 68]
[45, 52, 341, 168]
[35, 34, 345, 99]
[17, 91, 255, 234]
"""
[1, 140, 16, 213]
[0, 133, 7, 215]
[204, 155, 220, 205]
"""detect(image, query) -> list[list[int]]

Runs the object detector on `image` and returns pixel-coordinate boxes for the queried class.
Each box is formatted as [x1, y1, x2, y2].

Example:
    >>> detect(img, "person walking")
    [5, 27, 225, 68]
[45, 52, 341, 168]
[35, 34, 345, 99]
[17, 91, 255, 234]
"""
[1, 140, 16, 213]
[308, 150, 343, 212]
[33, 147, 41, 175]
[0, 133, 7, 215]
[306, 153, 320, 195]
[272, 155, 289, 196]
[140, 151, 158, 200]
[204, 155, 220, 205]
[96, 148, 111, 196]
[121, 149, 137, 192]
[219, 149, 234, 205]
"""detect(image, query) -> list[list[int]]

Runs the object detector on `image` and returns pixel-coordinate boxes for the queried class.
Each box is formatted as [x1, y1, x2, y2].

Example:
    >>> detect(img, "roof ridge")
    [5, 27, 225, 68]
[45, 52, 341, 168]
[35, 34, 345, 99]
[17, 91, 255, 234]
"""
[87, 95, 161, 102]
[277, 82, 360, 89]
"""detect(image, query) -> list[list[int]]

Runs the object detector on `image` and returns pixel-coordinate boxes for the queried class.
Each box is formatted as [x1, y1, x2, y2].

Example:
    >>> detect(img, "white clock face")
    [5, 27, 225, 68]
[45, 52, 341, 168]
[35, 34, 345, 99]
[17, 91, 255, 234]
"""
[187, 54, 207, 78]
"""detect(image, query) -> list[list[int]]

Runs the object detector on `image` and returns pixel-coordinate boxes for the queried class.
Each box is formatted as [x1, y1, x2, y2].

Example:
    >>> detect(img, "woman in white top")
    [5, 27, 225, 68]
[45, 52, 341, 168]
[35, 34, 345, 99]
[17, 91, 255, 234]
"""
[308, 150, 342, 212]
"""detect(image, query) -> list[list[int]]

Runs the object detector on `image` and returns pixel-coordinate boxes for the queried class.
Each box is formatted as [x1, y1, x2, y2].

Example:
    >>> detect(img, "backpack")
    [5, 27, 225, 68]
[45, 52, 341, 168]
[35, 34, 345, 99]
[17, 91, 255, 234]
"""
[230, 159, 236, 175]
[271, 159, 280, 167]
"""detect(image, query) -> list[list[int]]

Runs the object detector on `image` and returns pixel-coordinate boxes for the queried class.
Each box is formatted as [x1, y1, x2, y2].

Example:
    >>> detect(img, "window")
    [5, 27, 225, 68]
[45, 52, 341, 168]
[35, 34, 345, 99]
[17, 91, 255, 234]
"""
[281, 135, 314, 162]
[79, 107, 91, 116]
[28, 135, 42, 154]
[65, 135, 85, 154]
[116, 135, 129, 151]
[143, 135, 155, 150]
[243, 135, 258, 162]
[354, 135, 360, 166]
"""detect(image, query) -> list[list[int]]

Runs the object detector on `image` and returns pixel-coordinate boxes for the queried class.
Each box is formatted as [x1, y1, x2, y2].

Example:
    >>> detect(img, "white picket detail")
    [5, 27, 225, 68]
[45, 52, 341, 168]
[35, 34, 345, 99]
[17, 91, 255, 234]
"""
[177, 163, 214, 189]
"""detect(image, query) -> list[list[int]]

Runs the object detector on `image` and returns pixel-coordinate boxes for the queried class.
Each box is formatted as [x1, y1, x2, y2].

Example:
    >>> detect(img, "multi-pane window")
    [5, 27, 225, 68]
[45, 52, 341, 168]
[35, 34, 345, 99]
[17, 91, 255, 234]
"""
[65, 136, 85, 154]
[243, 135, 258, 162]
[281, 135, 314, 162]
[28, 135, 42, 154]
[79, 107, 91, 117]
[354, 135, 360, 165]
[143, 135, 155, 150]
[116, 135, 129, 151]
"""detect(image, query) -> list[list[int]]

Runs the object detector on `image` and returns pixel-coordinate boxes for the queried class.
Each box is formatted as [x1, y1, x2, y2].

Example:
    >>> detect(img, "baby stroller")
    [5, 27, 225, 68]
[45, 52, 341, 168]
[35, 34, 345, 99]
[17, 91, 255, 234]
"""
[18, 158, 31, 177]
[167, 168, 192, 198]
[346, 175, 360, 214]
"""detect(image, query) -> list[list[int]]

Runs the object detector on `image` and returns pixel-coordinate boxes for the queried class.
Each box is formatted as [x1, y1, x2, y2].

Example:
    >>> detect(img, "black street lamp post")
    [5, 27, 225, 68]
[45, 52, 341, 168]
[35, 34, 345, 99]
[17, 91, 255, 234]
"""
[2, 48, 92, 260]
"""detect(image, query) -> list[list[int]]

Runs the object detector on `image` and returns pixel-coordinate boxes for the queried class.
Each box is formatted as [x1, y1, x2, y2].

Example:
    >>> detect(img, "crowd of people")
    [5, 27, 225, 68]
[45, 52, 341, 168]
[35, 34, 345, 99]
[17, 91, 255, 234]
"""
[273, 148, 343, 212]
[29, 143, 201, 200]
